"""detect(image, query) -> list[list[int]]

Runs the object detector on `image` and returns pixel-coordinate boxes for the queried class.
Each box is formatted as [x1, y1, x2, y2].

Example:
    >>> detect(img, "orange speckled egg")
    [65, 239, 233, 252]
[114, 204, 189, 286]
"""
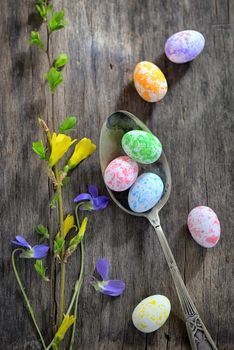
[133, 61, 168, 102]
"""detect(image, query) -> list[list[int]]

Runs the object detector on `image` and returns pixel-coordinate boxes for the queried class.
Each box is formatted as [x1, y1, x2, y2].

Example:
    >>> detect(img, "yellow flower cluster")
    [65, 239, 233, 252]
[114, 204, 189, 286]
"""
[48, 132, 96, 171]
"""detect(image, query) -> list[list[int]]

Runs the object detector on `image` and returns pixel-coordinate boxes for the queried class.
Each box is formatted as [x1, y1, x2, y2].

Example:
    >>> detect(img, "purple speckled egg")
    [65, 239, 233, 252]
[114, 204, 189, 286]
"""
[165, 30, 205, 63]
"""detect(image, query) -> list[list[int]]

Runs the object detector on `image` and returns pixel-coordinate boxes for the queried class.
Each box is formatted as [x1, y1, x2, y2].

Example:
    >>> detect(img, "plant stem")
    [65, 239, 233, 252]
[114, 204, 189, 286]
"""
[45, 241, 84, 350]
[67, 204, 84, 349]
[45, 24, 56, 339]
[46, 29, 51, 67]
[11, 249, 47, 350]
[66, 241, 84, 315]
[65, 204, 84, 315]
[55, 166, 66, 327]
[45, 129, 56, 338]
[68, 240, 84, 350]
[45, 205, 85, 350]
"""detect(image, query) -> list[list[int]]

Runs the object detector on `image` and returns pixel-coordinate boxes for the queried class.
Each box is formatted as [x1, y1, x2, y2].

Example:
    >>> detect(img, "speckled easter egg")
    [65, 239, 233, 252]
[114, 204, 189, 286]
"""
[133, 61, 168, 102]
[187, 206, 221, 248]
[104, 156, 138, 192]
[128, 173, 164, 213]
[132, 295, 171, 333]
[122, 130, 162, 164]
[165, 30, 205, 63]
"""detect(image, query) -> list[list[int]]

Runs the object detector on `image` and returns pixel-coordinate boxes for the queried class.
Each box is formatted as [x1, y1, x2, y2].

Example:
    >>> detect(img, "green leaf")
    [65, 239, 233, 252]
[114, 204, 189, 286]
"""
[49, 10, 68, 32]
[30, 31, 44, 49]
[46, 3, 53, 16]
[36, 224, 49, 239]
[50, 191, 60, 209]
[34, 260, 49, 282]
[46, 67, 63, 93]
[32, 140, 47, 160]
[54, 235, 65, 257]
[58, 116, 77, 134]
[54, 54, 69, 70]
[35, 3, 46, 19]
[35, 1, 53, 20]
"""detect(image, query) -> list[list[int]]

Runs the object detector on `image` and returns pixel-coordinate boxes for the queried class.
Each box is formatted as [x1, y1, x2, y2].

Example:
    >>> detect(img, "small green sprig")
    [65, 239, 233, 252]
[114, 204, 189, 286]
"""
[35, 1, 53, 20]
[59, 116, 77, 134]
[34, 260, 50, 282]
[36, 224, 49, 241]
[32, 140, 47, 160]
[54, 54, 69, 70]
[46, 67, 63, 93]
[31, 3, 69, 94]
[49, 10, 68, 32]
[30, 31, 44, 49]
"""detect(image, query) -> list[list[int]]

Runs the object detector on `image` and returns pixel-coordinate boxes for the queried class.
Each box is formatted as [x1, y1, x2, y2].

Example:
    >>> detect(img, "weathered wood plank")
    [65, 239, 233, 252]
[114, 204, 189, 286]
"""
[0, 0, 233, 349]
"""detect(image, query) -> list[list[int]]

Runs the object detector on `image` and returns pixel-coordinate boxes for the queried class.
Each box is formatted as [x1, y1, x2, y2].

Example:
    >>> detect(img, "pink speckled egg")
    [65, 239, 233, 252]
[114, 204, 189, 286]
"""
[104, 156, 139, 192]
[187, 206, 221, 248]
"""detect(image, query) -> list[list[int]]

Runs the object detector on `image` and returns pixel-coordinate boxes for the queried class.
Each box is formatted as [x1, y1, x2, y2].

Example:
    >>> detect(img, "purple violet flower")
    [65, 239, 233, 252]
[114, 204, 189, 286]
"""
[90, 258, 125, 297]
[74, 185, 109, 211]
[11, 235, 49, 259]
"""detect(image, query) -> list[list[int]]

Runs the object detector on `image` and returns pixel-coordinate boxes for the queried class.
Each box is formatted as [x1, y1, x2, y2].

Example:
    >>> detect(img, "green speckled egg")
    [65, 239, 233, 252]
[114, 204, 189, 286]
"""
[121, 130, 162, 164]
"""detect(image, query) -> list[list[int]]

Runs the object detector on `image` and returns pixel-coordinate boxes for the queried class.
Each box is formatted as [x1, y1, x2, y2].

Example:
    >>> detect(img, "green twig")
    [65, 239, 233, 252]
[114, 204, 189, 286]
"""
[67, 204, 84, 349]
[11, 249, 47, 350]
[45, 204, 85, 350]
[55, 166, 66, 327]
[69, 241, 84, 350]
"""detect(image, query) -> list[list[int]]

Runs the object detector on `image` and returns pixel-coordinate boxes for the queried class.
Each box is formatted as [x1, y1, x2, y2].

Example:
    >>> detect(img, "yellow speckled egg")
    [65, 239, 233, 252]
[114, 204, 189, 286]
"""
[133, 61, 168, 102]
[132, 295, 171, 333]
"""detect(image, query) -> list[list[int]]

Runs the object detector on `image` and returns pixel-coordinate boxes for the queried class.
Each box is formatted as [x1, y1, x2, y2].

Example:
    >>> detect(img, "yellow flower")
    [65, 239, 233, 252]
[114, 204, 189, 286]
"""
[67, 138, 96, 170]
[54, 314, 75, 344]
[64, 214, 75, 238]
[49, 133, 77, 168]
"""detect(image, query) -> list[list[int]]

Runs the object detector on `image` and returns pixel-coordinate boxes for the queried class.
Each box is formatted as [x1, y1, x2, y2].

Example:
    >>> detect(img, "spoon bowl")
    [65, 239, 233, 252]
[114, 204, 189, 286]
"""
[99, 111, 171, 219]
[99, 111, 218, 350]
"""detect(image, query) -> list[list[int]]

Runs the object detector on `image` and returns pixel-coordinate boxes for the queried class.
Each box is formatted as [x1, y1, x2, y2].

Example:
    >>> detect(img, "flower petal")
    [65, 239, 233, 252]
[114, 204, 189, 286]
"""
[32, 245, 49, 259]
[74, 193, 92, 203]
[101, 280, 125, 296]
[68, 138, 96, 170]
[96, 258, 110, 280]
[11, 235, 31, 249]
[88, 185, 98, 198]
[54, 314, 76, 344]
[92, 196, 109, 211]
[49, 133, 77, 168]
[63, 214, 75, 238]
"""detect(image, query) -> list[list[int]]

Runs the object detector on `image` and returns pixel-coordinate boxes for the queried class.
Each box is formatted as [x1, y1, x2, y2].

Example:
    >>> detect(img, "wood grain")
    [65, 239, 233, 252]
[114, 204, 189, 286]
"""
[0, 0, 233, 349]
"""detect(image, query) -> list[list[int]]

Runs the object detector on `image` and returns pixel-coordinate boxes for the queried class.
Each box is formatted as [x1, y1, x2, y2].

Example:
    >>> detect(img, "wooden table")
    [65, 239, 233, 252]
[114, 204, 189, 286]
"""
[0, 1, 233, 349]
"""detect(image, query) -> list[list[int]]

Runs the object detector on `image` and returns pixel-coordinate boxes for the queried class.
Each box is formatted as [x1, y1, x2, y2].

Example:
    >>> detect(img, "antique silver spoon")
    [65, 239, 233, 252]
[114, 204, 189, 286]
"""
[99, 110, 218, 350]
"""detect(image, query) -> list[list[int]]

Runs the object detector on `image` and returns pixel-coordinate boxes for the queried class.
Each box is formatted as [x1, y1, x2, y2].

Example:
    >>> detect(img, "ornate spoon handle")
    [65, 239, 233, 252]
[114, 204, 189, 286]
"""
[150, 220, 218, 350]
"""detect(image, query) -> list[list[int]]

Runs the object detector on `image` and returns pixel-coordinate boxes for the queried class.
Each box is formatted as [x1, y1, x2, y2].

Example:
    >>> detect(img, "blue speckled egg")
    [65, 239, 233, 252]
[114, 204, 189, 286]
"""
[128, 173, 164, 213]
[165, 30, 205, 63]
